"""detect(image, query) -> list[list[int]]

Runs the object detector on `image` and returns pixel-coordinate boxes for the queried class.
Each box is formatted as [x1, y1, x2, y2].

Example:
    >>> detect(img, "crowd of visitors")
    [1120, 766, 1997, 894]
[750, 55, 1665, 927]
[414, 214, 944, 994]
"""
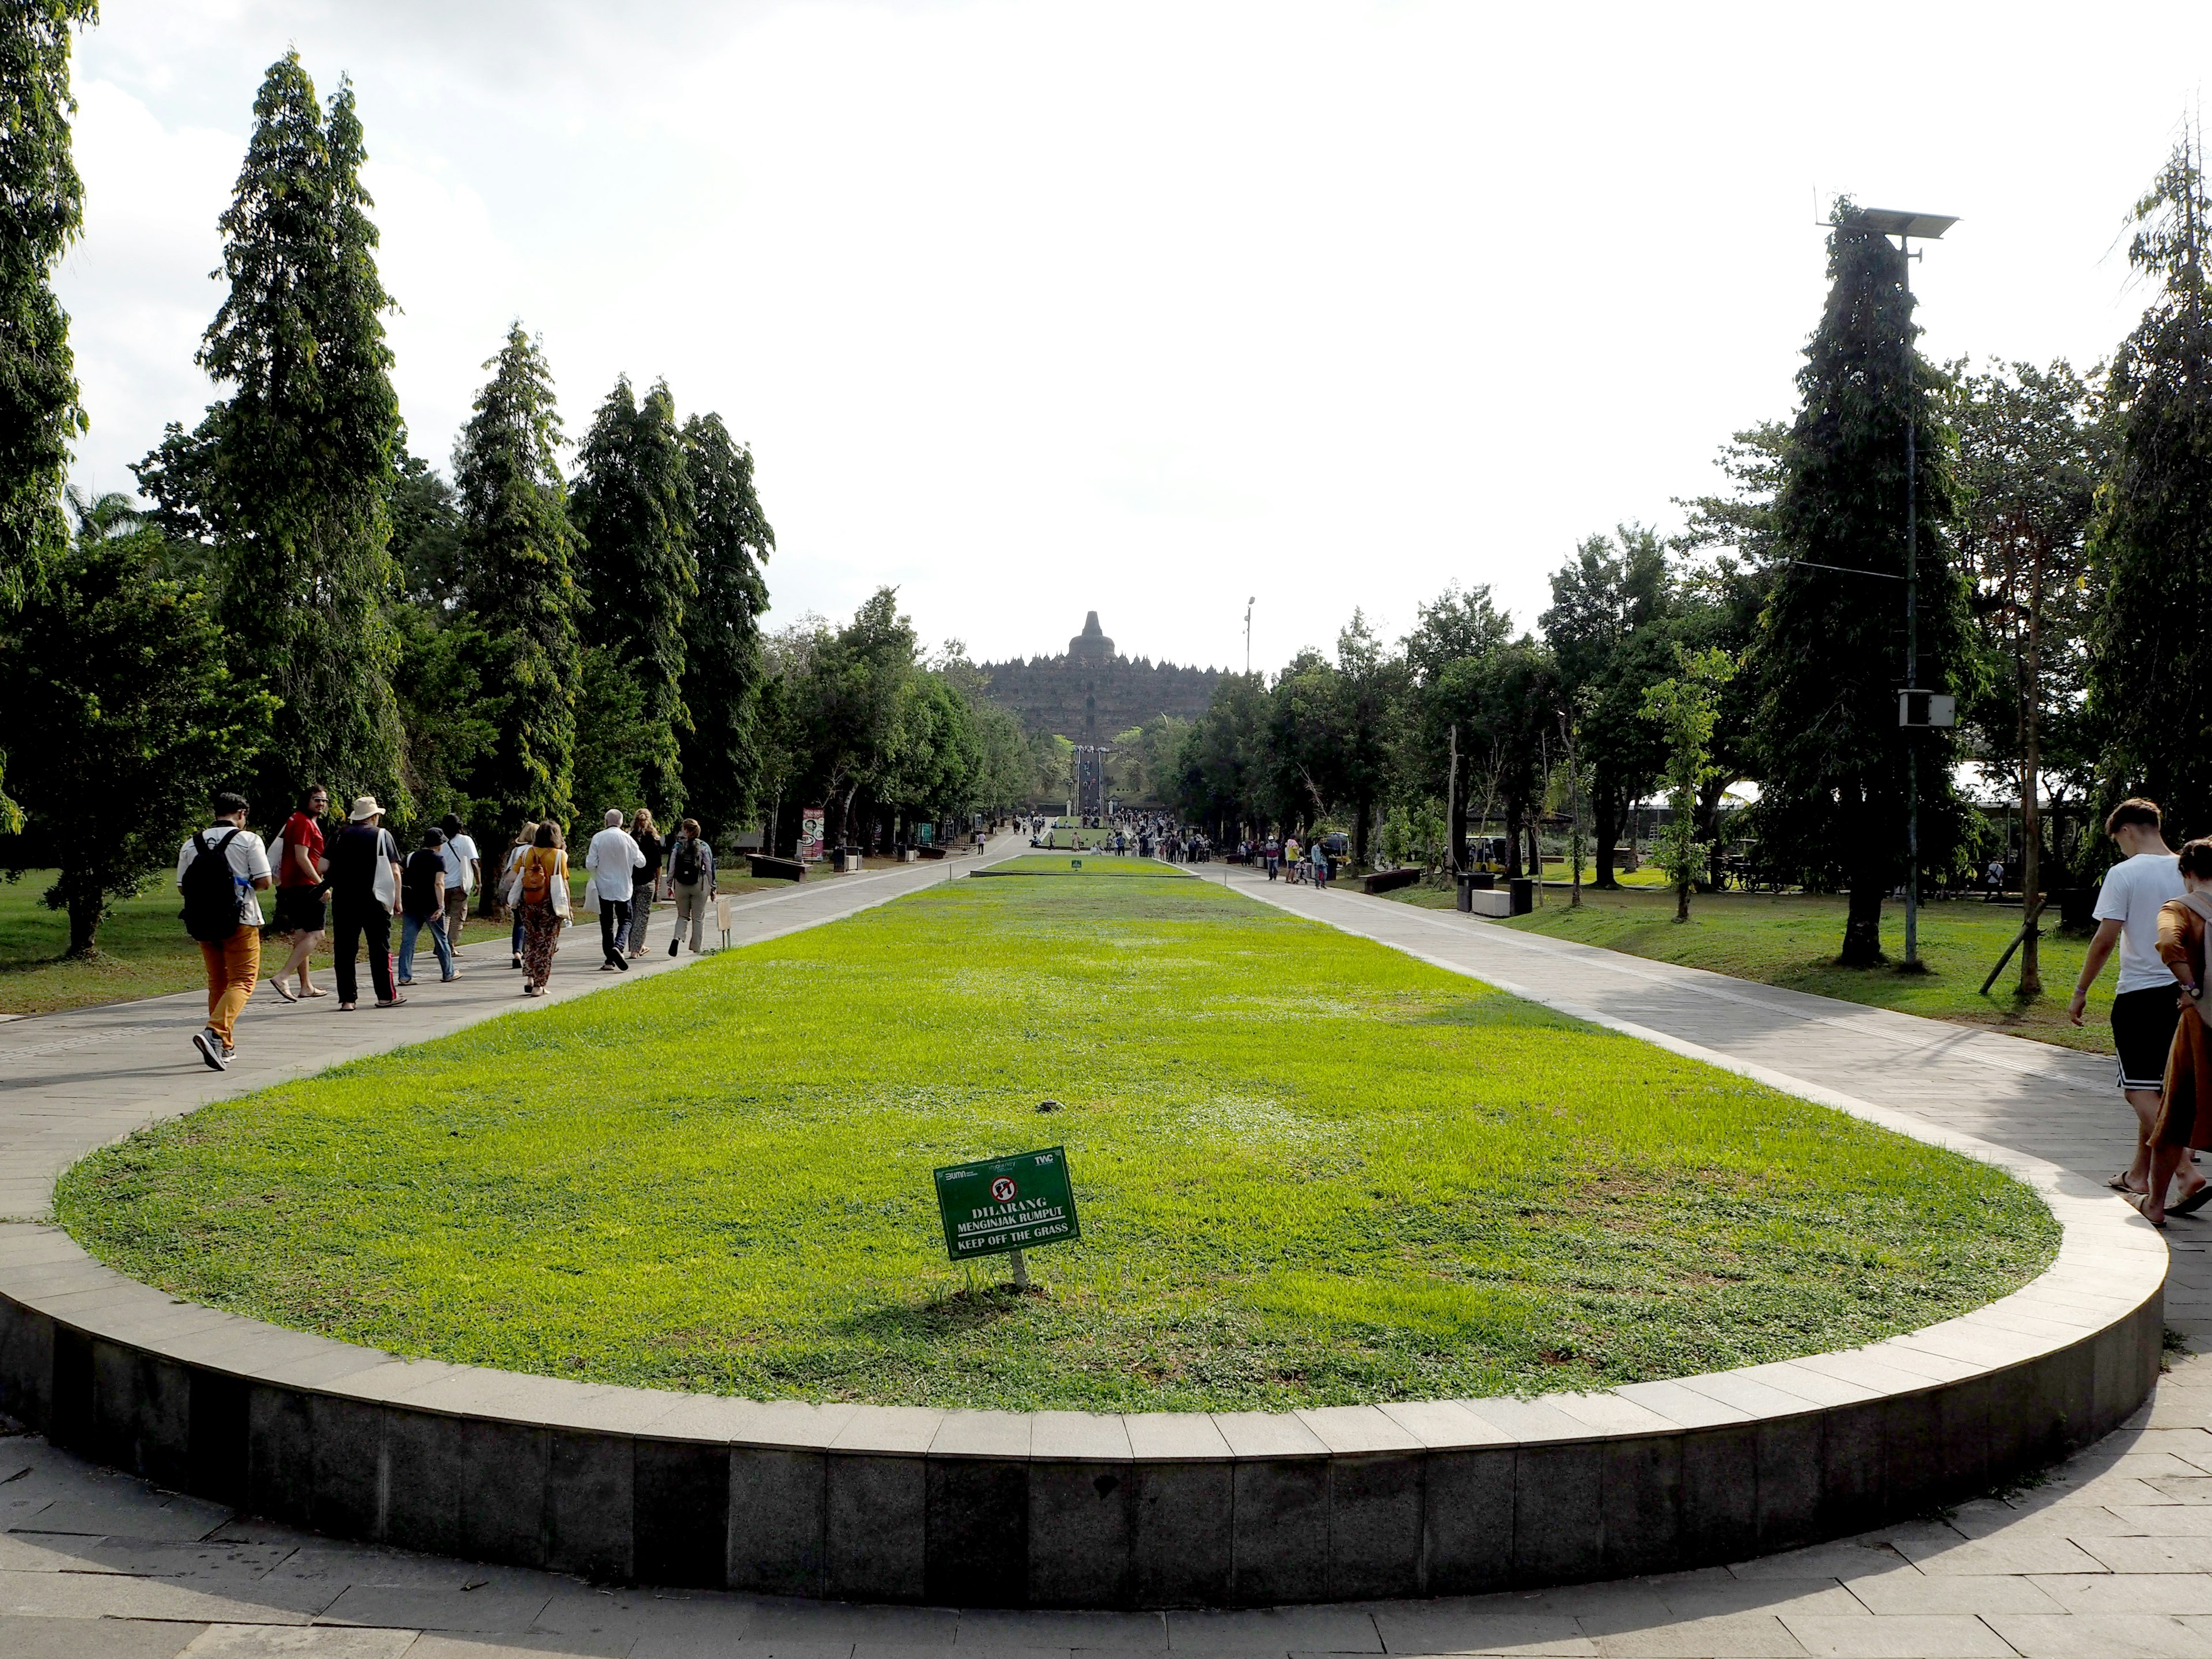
[173, 790, 726, 1067]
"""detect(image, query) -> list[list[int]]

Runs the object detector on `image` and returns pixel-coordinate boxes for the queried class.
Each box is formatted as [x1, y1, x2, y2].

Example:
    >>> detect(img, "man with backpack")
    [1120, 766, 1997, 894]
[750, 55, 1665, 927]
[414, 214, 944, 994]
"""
[176, 790, 274, 1071]
[397, 827, 457, 986]
[664, 817, 718, 956]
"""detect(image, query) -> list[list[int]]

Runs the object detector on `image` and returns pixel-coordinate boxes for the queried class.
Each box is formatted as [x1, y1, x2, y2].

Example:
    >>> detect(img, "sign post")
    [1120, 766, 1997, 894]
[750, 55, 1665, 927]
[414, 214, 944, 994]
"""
[933, 1146, 1081, 1287]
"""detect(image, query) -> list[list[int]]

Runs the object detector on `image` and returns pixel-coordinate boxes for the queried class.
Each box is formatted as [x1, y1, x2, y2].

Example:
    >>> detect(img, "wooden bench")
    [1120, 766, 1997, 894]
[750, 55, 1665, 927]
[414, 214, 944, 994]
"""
[1359, 866, 1423, 895]
[747, 854, 808, 882]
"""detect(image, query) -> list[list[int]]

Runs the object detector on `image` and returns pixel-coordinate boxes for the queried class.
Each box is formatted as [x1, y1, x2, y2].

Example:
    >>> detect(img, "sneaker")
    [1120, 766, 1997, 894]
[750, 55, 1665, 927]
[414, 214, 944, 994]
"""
[191, 1029, 228, 1071]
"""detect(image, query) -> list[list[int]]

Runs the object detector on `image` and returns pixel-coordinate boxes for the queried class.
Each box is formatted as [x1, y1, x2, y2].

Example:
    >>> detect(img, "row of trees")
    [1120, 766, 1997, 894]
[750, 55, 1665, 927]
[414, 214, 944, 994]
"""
[0, 39, 1030, 952]
[1164, 141, 2212, 974]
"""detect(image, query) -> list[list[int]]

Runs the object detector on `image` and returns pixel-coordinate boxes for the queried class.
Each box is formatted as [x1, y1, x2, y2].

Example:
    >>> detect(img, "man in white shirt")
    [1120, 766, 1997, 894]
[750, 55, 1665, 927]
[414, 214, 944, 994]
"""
[176, 790, 273, 1071]
[584, 807, 645, 972]
[2070, 797, 2205, 1214]
[438, 813, 480, 946]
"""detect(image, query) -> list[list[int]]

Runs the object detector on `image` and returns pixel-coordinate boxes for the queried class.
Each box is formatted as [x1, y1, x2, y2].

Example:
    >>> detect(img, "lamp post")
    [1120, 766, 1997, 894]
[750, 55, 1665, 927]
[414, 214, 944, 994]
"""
[1826, 206, 1957, 969]
[1244, 597, 1255, 676]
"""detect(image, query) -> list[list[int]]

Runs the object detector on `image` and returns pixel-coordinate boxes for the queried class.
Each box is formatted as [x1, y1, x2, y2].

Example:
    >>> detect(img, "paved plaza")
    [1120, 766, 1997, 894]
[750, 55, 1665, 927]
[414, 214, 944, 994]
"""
[0, 858, 2209, 1656]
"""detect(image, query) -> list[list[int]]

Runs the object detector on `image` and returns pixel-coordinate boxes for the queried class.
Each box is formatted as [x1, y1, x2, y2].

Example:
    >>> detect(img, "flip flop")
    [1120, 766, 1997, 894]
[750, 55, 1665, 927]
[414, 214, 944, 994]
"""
[298, 986, 329, 998]
[2109, 1172, 2147, 1193]
[267, 977, 298, 1003]
[2171, 1183, 2212, 1218]
[2128, 1192, 2169, 1229]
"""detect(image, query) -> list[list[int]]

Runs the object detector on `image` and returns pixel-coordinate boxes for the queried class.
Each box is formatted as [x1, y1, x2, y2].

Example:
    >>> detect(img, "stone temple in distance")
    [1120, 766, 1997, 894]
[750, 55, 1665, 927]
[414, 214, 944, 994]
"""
[980, 612, 1221, 745]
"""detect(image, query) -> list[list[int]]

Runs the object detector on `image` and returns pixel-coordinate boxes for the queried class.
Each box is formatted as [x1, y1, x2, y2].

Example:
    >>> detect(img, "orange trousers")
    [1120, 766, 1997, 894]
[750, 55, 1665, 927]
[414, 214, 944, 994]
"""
[198, 925, 261, 1047]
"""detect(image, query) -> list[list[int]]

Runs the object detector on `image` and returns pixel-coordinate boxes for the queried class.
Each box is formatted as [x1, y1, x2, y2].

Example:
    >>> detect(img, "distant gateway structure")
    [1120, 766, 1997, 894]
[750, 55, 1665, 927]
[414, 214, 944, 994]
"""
[980, 612, 1221, 745]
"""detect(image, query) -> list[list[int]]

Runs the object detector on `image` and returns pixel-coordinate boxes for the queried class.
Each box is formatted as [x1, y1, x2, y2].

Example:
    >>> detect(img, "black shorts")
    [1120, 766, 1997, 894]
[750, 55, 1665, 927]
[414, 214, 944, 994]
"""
[272, 885, 326, 935]
[2112, 985, 2181, 1092]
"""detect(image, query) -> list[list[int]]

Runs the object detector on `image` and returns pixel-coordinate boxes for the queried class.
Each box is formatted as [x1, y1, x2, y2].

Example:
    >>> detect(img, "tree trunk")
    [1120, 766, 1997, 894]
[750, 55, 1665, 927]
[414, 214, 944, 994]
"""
[2018, 548, 2044, 997]
[1446, 724, 1465, 876]
[1840, 869, 1885, 965]
[1353, 800, 1370, 871]
[1593, 787, 1621, 889]
[1504, 802, 1523, 878]
[65, 880, 103, 959]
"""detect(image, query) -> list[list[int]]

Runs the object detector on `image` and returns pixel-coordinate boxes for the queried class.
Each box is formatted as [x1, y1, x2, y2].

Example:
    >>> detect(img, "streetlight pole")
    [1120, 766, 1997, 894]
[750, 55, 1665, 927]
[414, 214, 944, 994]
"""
[1244, 597, 1255, 676]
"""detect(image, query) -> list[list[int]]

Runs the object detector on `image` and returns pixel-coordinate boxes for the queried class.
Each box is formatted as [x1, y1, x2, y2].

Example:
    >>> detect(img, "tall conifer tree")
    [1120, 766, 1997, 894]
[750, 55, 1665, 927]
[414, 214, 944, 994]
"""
[2090, 131, 2212, 832]
[677, 412, 772, 836]
[0, 0, 96, 617]
[1747, 204, 1972, 965]
[571, 377, 694, 815]
[135, 54, 404, 813]
[452, 324, 581, 833]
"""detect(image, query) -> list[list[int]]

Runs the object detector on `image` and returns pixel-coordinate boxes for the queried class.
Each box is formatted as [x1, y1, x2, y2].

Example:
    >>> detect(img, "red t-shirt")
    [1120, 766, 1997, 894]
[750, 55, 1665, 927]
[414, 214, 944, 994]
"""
[279, 812, 325, 887]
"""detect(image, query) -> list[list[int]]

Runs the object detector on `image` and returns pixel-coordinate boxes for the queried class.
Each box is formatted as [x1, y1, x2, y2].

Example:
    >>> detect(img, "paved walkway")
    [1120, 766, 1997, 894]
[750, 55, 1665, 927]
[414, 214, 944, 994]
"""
[1, 856, 2210, 1657]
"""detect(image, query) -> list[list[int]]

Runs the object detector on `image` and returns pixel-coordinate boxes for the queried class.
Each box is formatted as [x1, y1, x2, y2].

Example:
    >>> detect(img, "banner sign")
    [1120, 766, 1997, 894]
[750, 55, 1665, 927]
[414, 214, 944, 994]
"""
[800, 807, 825, 862]
[932, 1146, 1081, 1262]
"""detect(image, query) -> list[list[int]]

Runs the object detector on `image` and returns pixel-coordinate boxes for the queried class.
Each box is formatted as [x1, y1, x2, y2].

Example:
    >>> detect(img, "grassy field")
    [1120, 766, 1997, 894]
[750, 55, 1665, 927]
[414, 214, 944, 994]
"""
[978, 854, 1190, 878]
[59, 866, 2055, 1411]
[0, 866, 787, 1020]
[1390, 883, 2111, 1054]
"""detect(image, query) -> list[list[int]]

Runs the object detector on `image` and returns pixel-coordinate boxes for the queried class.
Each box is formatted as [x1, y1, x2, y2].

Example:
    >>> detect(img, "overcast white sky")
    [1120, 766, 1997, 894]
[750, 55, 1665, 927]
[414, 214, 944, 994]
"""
[55, 1, 2212, 675]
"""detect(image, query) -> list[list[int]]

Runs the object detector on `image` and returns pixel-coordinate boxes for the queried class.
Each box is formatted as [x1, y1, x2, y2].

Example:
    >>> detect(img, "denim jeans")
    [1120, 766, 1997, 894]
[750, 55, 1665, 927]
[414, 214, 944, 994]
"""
[398, 911, 453, 982]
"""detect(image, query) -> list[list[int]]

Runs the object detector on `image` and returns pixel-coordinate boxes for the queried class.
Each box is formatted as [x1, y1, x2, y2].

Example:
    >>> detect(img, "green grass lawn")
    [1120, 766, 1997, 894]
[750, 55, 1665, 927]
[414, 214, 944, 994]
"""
[979, 854, 1190, 878]
[1389, 884, 2111, 1054]
[57, 868, 2056, 1412]
[0, 866, 787, 1019]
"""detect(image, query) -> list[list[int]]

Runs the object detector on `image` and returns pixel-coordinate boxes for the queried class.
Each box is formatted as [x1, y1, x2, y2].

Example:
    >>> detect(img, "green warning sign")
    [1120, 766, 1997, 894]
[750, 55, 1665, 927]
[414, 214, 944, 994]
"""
[933, 1145, 1081, 1262]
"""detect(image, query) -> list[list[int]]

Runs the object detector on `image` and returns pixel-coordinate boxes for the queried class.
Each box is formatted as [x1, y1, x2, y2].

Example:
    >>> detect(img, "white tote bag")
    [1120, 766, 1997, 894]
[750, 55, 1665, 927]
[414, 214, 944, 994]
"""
[369, 831, 400, 914]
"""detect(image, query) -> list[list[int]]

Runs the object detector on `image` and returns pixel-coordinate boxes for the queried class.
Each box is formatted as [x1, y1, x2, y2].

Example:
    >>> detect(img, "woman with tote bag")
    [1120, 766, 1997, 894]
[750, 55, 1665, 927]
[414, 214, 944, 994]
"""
[2138, 838, 2212, 1225]
[513, 821, 571, 997]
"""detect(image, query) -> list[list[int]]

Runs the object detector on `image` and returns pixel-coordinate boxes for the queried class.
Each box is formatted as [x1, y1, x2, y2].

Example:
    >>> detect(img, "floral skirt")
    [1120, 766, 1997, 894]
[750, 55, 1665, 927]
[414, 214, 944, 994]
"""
[519, 897, 563, 986]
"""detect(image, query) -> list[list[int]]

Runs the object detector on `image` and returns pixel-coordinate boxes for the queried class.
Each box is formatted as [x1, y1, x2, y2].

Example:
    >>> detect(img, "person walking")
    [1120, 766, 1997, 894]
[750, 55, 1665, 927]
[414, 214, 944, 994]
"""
[585, 807, 644, 972]
[502, 822, 537, 970]
[176, 790, 273, 1070]
[439, 813, 479, 948]
[665, 817, 718, 956]
[2135, 838, 2212, 1225]
[327, 796, 404, 1011]
[267, 783, 331, 1002]
[514, 820, 570, 995]
[625, 808, 664, 959]
[397, 827, 457, 986]
[2070, 798, 2188, 1205]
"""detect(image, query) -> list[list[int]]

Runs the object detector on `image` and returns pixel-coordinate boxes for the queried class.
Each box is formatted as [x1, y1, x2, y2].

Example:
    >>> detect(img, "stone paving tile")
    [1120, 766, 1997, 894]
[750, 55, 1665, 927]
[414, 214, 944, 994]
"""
[2077, 1532, 2212, 1571]
[955, 1610, 1168, 1648]
[317, 1582, 557, 1633]
[1359, 1610, 1593, 1656]
[1587, 1611, 1809, 1657]
[1642, 1582, 1862, 1621]
[2021, 1569, 2212, 1612]
[1724, 1546, 1906, 1584]
[403, 1636, 632, 1658]
[0, 1611, 209, 1656]
[1986, 1610, 2212, 1655]
[1772, 1616, 2014, 1657]
[0, 1564, 322, 1622]
[1165, 1609, 1381, 1652]
[1841, 1570, 2065, 1616]
[1883, 1534, 2108, 1576]
[180, 1627, 422, 1656]
[744, 1603, 958, 1645]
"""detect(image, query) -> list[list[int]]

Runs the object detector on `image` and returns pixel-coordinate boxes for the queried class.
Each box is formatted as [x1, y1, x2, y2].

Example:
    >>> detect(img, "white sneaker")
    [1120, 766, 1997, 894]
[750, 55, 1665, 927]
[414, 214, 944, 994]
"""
[191, 1029, 229, 1071]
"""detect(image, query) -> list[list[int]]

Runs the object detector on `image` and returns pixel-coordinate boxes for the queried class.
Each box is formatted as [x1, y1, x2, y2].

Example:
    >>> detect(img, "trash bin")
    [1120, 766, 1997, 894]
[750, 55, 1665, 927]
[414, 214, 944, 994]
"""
[1509, 877, 1535, 916]
[1456, 873, 1474, 912]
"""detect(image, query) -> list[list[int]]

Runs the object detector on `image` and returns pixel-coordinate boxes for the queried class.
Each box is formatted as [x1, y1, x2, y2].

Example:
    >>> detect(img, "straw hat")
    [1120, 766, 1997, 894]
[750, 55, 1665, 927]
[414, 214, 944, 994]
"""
[347, 795, 384, 821]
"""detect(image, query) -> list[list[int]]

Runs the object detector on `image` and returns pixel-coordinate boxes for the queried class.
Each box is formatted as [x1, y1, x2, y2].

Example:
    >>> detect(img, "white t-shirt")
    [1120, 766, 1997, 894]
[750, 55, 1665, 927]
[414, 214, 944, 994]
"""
[442, 832, 479, 893]
[585, 827, 645, 900]
[2094, 851, 2186, 995]
[175, 824, 273, 928]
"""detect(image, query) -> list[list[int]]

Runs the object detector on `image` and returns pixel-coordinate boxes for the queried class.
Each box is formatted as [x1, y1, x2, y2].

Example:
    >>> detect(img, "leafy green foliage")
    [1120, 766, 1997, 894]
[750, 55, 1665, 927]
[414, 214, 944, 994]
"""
[677, 412, 772, 836]
[134, 54, 406, 818]
[0, 0, 96, 618]
[451, 324, 581, 836]
[58, 873, 2052, 1410]
[1746, 203, 1975, 964]
[571, 376, 695, 817]
[2089, 132, 2212, 837]
[0, 496, 270, 955]
[1640, 645, 1734, 922]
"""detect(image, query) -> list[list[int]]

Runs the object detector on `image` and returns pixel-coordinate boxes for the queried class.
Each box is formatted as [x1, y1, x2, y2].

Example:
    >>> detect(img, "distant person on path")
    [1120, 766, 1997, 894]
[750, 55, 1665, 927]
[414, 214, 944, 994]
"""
[624, 808, 662, 959]
[2138, 837, 2212, 1225]
[176, 790, 272, 1070]
[439, 813, 479, 946]
[502, 821, 536, 969]
[327, 796, 404, 1012]
[267, 783, 331, 1002]
[1264, 835, 1282, 880]
[665, 817, 718, 956]
[2070, 798, 2188, 1204]
[515, 821, 569, 996]
[586, 807, 645, 972]
[1984, 855, 2005, 902]
[397, 827, 457, 986]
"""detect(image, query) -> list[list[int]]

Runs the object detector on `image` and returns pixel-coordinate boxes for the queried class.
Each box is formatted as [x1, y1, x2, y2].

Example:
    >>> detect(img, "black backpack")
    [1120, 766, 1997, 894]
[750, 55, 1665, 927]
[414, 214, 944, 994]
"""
[672, 836, 704, 884]
[180, 829, 245, 942]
